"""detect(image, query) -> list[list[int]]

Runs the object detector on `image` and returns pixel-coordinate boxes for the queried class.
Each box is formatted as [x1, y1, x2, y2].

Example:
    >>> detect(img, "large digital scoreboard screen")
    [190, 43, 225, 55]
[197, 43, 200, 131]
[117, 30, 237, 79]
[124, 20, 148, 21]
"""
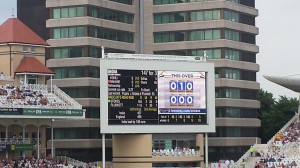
[108, 70, 206, 125]
[100, 57, 215, 133]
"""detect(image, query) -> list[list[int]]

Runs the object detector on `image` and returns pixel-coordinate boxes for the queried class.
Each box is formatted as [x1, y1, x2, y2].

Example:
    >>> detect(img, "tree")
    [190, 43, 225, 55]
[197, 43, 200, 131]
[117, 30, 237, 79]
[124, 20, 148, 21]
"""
[257, 89, 298, 143]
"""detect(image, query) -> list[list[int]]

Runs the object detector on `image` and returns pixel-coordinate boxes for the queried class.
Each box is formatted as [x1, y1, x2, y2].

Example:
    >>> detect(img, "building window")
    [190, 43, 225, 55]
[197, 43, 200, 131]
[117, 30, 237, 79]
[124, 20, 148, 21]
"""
[189, 49, 221, 59]
[52, 6, 84, 19]
[54, 128, 100, 139]
[109, 0, 132, 5]
[61, 87, 100, 98]
[225, 49, 240, 60]
[225, 29, 240, 41]
[154, 32, 184, 43]
[225, 10, 240, 22]
[154, 10, 220, 24]
[31, 47, 36, 53]
[225, 69, 240, 79]
[54, 47, 84, 59]
[188, 29, 221, 41]
[53, 66, 99, 78]
[154, 0, 216, 5]
[225, 88, 240, 99]
[23, 46, 29, 53]
[88, 26, 133, 43]
[216, 107, 241, 118]
[53, 27, 85, 39]
[88, 7, 133, 24]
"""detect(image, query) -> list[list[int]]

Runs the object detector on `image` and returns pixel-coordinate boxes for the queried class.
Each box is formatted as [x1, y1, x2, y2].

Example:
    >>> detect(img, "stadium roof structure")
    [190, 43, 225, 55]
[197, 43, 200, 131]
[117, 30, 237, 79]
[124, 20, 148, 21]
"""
[15, 56, 54, 75]
[0, 18, 47, 45]
[264, 75, 300, 93]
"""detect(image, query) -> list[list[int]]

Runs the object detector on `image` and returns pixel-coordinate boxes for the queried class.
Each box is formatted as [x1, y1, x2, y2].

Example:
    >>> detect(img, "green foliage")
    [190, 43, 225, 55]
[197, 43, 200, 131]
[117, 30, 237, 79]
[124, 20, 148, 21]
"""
[257, 89, 298, 143]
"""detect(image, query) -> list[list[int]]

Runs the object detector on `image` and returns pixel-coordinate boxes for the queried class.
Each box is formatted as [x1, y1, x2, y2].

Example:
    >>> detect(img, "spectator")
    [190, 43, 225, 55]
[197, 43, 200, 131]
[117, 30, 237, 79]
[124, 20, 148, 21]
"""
[249, 145, 254, 156]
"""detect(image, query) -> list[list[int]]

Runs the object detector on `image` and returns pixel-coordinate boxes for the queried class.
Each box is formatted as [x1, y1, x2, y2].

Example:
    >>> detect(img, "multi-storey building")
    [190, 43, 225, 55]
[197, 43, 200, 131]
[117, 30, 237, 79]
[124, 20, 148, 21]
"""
[18, 0, 260, 165]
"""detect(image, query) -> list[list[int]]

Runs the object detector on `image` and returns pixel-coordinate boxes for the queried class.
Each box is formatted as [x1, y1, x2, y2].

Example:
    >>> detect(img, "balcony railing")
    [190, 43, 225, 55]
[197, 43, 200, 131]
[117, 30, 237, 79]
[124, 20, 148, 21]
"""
[0, 138, 41, 145]
[152, 148, 200, 157]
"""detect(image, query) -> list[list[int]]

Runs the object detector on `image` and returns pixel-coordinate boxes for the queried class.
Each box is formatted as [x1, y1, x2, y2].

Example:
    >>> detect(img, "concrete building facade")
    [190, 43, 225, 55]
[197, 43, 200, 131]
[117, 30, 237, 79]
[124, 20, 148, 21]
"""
[16, 0, 260, 165]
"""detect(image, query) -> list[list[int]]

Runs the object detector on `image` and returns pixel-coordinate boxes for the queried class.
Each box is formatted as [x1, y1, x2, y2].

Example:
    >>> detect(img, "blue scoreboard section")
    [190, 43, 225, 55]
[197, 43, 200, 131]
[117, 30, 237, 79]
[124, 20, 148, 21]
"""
[107, 69, 207, 125]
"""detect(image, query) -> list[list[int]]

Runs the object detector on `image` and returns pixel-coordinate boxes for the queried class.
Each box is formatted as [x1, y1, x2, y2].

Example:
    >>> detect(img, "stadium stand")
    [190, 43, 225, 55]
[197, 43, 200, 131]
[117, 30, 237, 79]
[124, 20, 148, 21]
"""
[0, 84, 81, 110]
[231, 112, 300, 168]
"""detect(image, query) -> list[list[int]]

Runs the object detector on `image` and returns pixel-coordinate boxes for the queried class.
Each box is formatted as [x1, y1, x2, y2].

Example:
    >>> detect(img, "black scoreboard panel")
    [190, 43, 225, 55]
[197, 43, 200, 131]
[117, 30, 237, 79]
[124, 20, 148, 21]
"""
[107, 69, 207, 125]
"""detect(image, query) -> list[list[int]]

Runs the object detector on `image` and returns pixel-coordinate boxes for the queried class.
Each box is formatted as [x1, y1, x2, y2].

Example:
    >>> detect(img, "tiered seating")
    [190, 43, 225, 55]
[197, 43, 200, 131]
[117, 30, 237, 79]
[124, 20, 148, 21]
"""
[255, 115, 300, 167]
[0, 84, 70, 109]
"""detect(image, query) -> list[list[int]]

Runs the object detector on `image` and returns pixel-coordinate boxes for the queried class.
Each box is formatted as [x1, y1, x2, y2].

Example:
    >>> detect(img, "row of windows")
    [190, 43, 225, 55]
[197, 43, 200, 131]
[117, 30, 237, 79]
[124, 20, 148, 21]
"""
[54, 47, 84, 59]
[53, 27, 84, 39]
[215, 88, 240, 99]
[52, 26, 134, 43]
[215, 68, 256, 81]
[54, 128, 100, 139]
[51, 6, 248, 27]
[52, 47, 133, 59]
[53, 47, 104, 59]
[53, 6, 84, 19]
[154, 29, 241, 43]
[52, 27, 251, 44]
[209, 127, 257, 137]
[154, 0, 255, 8]
[155, 49, 255, 63]
[109, 0, 132, 5]
[216, 107, 258, 118]
[155, 9, 250, 25]
[215, 88, 257, 99]
[61, 87, 100, 98]
[53, 66, 100, 79]
[88, 6, 133, 24]
[154, 0, 215, 5]
[190, 29, 221, 41]
[190, 49, 221, 59]
[88, 27, 133, 43]
[154, 10, 220, 24]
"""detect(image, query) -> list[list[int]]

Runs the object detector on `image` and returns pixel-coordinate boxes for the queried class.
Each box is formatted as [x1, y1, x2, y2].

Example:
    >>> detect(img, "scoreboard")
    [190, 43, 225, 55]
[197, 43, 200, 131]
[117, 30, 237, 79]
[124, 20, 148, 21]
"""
[108, 70, 206, 125]
[100, 57, 215, 134]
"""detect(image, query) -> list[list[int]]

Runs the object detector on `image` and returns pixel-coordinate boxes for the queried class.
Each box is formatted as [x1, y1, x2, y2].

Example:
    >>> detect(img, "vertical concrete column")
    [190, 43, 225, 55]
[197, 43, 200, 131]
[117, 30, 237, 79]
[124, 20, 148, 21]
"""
[5, 124, 8, 159]
[37, 120, 40, 159]
[23, 126, 26, 157]
[196, 134, 204, 167]
[112, 134, 152, 168]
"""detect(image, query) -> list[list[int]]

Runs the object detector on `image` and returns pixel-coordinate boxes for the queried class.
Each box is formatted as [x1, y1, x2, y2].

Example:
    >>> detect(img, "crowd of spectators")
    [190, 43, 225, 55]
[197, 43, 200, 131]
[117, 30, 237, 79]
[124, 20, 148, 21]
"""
[152, 147, 199, 157]
[254, 115, 300, 168]
[210, 159, 235, 168]
[0, 84, 68, 109]
[0, 156, 102, 168]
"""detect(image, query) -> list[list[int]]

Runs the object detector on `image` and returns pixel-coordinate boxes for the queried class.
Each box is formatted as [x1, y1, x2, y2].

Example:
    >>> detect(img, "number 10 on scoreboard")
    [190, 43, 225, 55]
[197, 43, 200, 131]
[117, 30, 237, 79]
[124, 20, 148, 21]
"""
[169, 80, 193, 92]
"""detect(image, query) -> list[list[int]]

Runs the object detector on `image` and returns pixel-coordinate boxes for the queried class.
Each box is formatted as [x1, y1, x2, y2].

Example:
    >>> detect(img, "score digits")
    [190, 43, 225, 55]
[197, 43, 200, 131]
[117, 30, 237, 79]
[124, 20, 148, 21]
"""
[169, 80, 193, 92]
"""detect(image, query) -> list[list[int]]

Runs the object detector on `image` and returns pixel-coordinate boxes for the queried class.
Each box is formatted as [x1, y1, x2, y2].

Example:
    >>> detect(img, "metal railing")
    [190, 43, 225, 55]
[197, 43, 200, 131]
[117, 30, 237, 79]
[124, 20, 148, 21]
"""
[0, 138, 40, 145]
[27, 84, 48, 92]
[55, 156, 102, 168]
[51, 85, 82, 109]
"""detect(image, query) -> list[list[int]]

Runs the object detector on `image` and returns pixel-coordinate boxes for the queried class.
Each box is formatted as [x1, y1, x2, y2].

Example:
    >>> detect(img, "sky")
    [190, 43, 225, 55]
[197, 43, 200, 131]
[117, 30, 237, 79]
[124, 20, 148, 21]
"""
[0, 0, 299, 99]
